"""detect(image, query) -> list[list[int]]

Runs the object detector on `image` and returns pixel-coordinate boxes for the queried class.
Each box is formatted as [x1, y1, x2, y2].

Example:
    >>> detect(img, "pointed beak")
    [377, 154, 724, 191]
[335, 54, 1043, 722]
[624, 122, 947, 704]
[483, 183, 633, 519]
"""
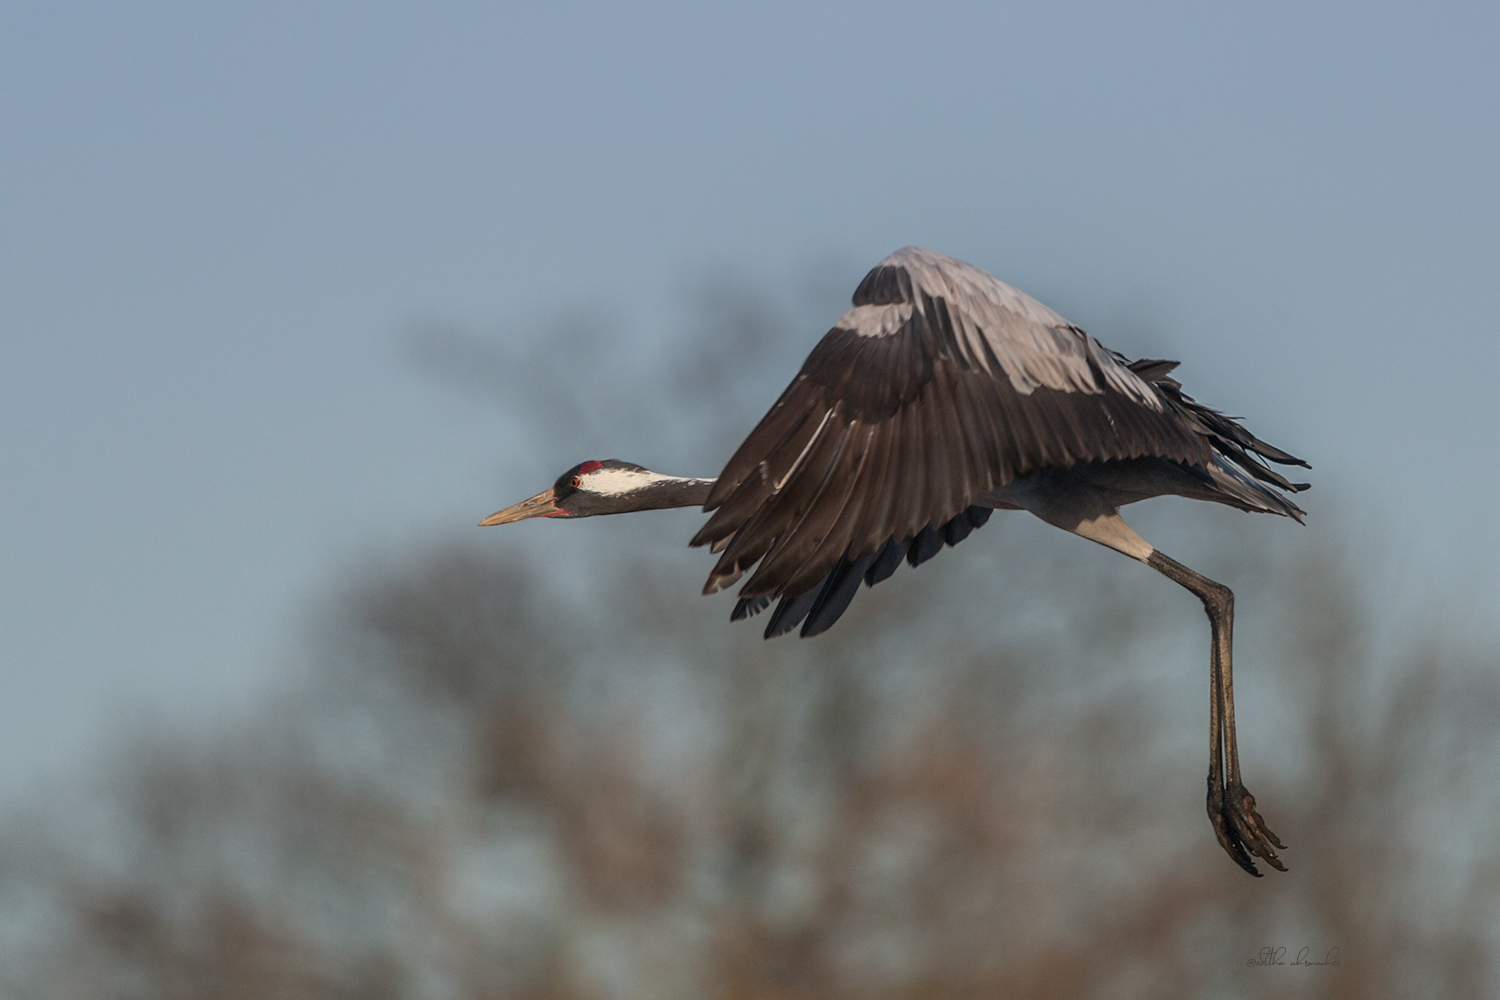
[479, 488, 560, 526]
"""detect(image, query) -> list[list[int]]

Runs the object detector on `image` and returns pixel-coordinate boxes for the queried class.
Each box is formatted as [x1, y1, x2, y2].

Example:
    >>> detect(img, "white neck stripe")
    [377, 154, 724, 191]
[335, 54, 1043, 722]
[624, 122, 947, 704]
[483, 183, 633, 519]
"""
[583, 468, 704, 497]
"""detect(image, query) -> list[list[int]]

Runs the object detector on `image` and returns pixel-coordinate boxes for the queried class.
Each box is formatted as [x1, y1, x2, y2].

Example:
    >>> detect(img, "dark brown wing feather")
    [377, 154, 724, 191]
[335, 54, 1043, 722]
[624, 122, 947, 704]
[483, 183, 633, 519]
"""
[690, 292, 1213, 638]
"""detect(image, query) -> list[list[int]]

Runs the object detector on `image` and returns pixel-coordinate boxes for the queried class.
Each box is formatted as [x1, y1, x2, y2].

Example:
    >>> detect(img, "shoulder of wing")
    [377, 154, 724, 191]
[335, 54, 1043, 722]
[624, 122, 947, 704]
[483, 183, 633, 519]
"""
[835, 247, 1163, 408]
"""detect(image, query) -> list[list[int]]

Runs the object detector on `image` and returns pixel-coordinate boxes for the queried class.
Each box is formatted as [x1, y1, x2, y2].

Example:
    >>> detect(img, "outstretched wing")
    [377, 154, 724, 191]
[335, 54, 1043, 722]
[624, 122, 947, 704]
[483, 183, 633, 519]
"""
[690, 247, 1213, 638]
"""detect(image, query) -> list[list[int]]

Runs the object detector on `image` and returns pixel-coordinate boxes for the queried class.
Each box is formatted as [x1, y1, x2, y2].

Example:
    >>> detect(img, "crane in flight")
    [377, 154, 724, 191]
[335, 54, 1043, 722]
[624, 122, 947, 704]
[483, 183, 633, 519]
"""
[481, 247, 1309, 876]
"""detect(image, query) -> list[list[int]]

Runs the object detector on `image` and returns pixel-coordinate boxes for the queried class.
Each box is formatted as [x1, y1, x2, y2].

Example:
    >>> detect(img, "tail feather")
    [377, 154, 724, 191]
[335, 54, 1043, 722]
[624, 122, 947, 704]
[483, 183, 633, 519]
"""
[1145, 367, 1309, 521]
[1200, 454, 1307, 522]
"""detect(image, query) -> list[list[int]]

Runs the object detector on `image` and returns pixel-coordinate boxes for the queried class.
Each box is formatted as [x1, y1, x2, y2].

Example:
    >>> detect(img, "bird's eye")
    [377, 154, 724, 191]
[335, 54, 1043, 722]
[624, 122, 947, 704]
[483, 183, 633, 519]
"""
[570, 476, 582, 489]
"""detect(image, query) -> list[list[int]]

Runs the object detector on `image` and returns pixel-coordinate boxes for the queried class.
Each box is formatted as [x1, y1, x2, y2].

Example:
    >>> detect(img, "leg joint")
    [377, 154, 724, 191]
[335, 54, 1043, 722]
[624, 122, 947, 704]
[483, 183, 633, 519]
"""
[1147, 551, 1234, 618]
[1202, 580, 1233, 618]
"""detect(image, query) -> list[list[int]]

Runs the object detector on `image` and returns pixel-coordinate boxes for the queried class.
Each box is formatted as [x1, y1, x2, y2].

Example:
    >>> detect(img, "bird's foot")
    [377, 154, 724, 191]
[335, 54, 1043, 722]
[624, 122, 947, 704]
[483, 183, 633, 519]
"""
[1207, 776, 1287, 876]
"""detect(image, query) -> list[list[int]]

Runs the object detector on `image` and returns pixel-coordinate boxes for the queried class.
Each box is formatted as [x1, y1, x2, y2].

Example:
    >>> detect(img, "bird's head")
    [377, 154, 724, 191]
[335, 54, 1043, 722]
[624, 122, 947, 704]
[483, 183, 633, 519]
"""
[480, 459, 711, 525]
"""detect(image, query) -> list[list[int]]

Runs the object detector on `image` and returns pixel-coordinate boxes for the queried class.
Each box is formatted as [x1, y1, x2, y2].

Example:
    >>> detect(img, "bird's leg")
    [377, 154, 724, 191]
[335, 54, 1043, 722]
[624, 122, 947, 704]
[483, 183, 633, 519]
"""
[1147, 552, 1286, 875]
[1004, 479, 1286, 874]
[1205, 626, 1230, 857]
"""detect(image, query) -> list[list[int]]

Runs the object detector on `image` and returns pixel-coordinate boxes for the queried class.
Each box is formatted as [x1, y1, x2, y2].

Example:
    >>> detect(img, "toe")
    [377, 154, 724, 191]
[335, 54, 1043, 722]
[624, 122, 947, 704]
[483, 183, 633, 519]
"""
[1208, 795, 1262, 876]
[1230, 786, 1288, 872]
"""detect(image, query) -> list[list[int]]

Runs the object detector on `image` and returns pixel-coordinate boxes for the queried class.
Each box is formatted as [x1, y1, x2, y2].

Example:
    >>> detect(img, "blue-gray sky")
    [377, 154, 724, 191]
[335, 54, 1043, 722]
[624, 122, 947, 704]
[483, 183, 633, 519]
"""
[2, 0, 1497, 802]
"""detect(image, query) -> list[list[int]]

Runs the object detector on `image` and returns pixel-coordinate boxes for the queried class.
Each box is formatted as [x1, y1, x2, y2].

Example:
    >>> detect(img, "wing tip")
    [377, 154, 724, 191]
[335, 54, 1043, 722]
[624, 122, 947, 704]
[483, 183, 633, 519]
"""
[732, 596, 771, 621]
